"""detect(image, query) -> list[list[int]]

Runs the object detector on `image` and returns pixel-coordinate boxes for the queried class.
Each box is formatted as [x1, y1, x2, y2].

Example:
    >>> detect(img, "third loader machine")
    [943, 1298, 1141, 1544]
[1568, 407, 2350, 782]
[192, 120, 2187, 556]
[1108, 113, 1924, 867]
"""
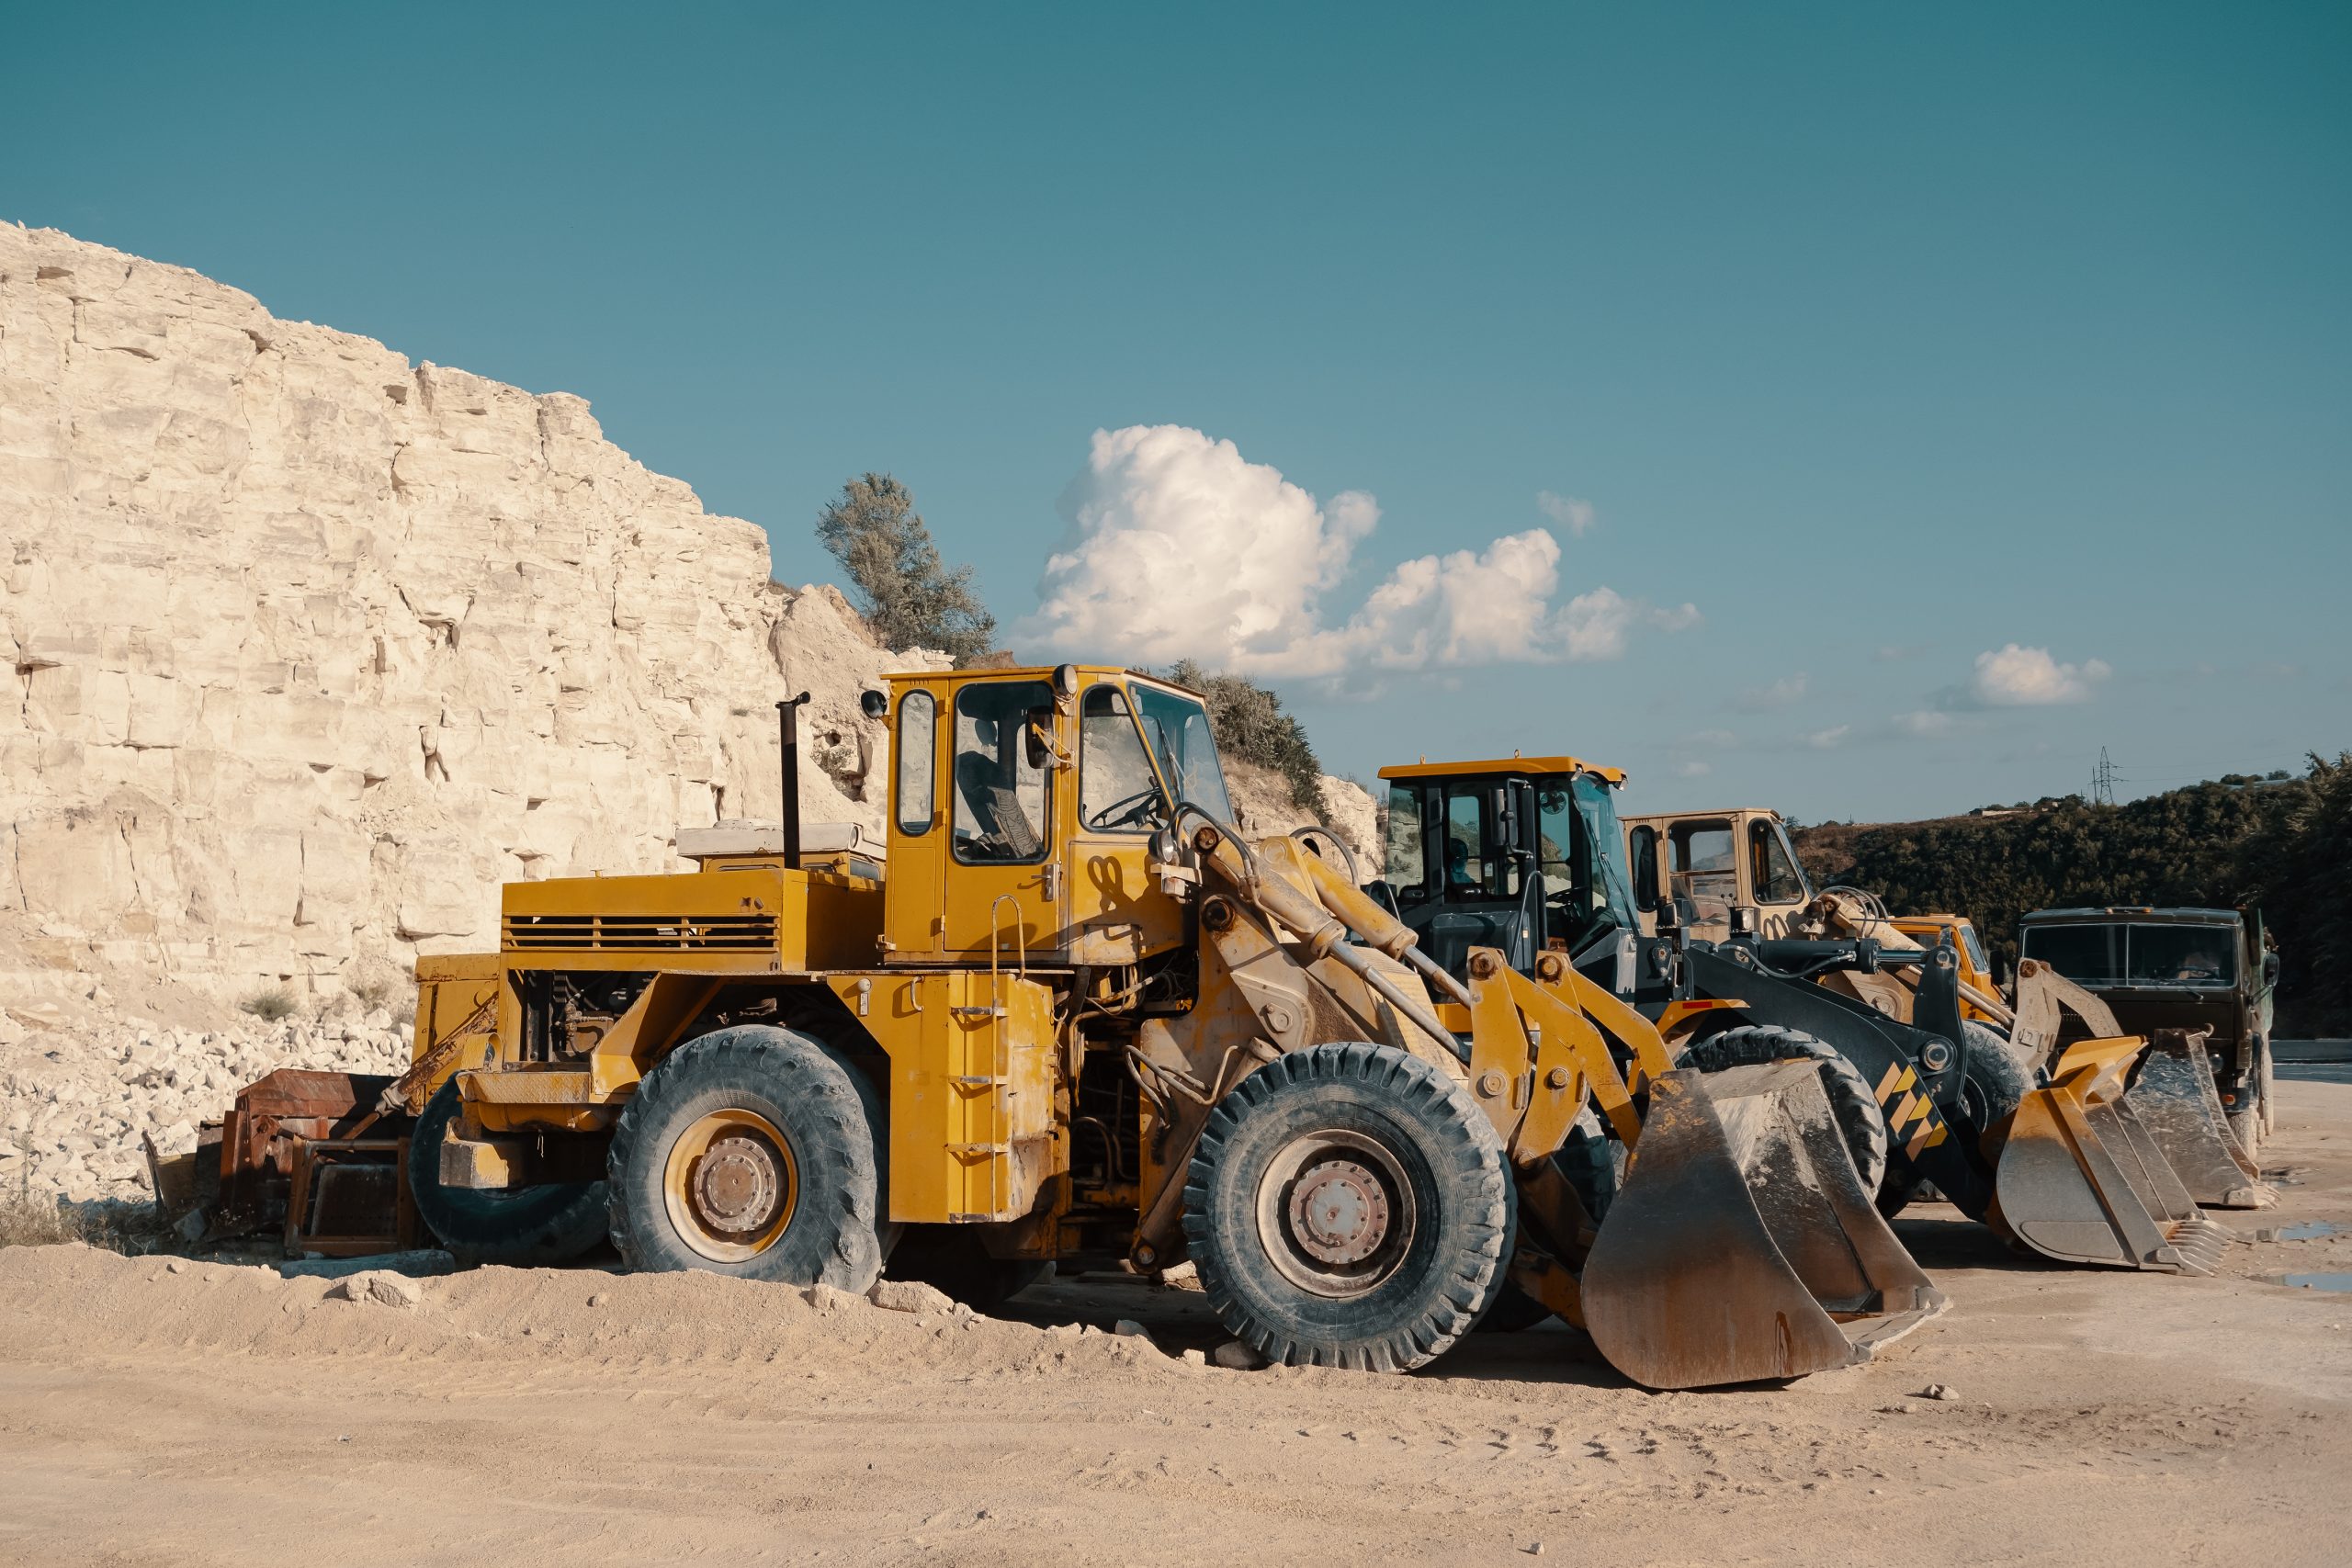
[1372, 762, 2240, 1280]
[399, 666, 1946, 1389]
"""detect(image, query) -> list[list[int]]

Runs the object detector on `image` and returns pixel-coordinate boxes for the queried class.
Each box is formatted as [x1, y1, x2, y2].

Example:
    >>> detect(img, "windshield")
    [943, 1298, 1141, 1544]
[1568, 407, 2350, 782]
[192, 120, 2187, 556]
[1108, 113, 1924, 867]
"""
[1569, 774, 1638, 932]
[2124, 925, 2236, 987]
[2022, 922, 2237, 989]
[1079, 683, 1162, 832]
[1750, 818, 1809, 904]
[1131, 682, 1234, 825]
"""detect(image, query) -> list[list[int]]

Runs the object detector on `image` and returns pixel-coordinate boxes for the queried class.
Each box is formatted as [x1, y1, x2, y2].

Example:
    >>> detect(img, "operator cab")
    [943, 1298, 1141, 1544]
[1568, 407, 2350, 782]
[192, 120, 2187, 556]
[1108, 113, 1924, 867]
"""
[1618, 807, 1813, 941]
[1370, 756, 1639, 988]
[876, 662, 1232, 967]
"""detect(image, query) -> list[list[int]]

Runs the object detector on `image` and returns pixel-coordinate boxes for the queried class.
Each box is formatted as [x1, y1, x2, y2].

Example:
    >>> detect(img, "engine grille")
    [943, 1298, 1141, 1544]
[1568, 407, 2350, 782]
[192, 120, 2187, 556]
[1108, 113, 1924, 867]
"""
[503, 913, 779, 952]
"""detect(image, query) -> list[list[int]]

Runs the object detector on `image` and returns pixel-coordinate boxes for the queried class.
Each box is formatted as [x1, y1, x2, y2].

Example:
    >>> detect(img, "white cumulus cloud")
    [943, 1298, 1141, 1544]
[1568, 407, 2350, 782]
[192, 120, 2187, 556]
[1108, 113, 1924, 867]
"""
[1023, 426, 1697, 679]
[1537, 491, 1597, 536]
[1968, 644, 2111, 706]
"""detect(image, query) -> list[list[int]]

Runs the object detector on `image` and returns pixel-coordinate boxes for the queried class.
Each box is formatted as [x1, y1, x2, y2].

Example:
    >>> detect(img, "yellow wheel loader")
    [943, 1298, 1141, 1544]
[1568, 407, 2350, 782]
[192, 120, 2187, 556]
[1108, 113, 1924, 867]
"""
[410, 667, 1943, 1389]
[1613, 804, 2256, 1269]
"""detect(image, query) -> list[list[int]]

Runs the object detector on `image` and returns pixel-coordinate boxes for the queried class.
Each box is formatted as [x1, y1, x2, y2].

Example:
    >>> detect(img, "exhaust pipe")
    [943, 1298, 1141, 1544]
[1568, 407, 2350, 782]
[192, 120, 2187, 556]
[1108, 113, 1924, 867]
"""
[776, 691, 811, 869]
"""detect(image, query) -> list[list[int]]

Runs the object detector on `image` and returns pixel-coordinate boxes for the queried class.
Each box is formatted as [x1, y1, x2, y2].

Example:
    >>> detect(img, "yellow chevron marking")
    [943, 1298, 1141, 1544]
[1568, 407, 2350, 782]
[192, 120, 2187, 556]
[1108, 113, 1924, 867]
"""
[1907, 1120, 1939, 1159]
[1889, 1091, 1918, 1129]
[1922, 1123, 1950, 1150]
[1874, 1063, 1905, 1103]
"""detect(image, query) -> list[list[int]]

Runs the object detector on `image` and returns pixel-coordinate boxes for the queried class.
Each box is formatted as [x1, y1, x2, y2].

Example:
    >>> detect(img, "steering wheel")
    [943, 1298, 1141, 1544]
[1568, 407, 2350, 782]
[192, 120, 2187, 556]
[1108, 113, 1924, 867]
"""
[1084, 787, 1164, 832]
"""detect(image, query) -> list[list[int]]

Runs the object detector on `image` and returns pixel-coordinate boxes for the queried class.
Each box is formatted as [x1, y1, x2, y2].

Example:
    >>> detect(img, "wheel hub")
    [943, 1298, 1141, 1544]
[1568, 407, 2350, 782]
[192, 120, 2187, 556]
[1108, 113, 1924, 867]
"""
[692, 1134, 782, 1234]
[662, 1107, 798, 1263]
[1255, 1129, 1418, 1299]
[1287, 1159, 1390, 1265]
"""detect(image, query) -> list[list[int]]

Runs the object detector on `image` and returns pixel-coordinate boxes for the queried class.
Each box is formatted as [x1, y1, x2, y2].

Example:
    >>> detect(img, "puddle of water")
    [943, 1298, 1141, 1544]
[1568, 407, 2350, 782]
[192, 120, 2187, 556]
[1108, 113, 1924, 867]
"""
[2273, 1273, 2352, 1293]
[2278, 1221, 2339, 1241]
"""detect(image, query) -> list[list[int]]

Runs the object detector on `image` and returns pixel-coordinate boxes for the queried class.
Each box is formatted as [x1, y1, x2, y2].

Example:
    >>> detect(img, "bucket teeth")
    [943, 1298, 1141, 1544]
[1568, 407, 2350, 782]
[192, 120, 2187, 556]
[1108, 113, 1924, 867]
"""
[2154, 1213, 2231, 1278]
[1994, 1044, 2244, 1275]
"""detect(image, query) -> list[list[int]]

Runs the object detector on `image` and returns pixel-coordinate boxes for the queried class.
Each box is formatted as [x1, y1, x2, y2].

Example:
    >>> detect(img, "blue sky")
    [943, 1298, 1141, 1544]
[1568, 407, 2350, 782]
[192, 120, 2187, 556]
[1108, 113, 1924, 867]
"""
[12, 2, 2347, 821]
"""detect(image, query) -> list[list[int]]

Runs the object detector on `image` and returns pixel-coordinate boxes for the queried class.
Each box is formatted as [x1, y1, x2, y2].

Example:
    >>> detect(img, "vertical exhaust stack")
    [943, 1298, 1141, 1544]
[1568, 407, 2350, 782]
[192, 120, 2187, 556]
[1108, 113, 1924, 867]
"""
[776, 692, 811, 869]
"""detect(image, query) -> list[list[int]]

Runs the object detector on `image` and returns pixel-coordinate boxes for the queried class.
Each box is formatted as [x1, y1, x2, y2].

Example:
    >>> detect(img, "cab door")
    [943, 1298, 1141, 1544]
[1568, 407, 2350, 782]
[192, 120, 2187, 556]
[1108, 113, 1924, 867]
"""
[882, 679, 952, 960]
[937, 676, 1069, 961]
[1066, 678, 1182, 964]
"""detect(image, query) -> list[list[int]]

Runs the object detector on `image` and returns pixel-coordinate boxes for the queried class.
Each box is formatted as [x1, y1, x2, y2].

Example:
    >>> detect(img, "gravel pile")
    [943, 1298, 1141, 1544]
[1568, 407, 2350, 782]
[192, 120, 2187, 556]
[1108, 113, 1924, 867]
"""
[1, 1007, 411, 1204]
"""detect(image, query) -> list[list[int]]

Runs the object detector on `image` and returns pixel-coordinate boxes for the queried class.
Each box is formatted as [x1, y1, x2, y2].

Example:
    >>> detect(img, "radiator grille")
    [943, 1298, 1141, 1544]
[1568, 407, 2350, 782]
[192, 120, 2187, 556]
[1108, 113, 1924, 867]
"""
[503, 913, 778, 952]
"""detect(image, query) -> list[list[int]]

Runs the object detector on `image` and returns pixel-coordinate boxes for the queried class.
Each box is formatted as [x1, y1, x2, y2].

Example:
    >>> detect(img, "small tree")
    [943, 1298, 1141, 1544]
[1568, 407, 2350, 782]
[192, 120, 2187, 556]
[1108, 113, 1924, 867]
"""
[1169, 660, 1326, 815]
[815, 473, 996, 663]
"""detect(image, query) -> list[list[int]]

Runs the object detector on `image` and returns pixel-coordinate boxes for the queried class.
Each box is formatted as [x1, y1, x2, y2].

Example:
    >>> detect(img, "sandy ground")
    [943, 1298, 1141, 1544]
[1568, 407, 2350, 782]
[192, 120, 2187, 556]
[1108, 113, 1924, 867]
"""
[4, 1077, 2350, 1567]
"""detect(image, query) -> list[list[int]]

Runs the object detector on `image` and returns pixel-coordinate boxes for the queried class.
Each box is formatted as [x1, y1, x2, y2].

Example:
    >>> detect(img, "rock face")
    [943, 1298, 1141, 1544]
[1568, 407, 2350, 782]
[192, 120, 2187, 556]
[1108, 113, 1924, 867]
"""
[0, 223, 944, 1015]
[1, 1003, 410, 1203]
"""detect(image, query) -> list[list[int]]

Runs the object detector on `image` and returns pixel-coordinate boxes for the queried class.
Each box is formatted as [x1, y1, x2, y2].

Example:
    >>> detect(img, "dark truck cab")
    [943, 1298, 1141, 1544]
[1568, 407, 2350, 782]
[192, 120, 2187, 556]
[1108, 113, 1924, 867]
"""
[2017, 906, 2279, 1150]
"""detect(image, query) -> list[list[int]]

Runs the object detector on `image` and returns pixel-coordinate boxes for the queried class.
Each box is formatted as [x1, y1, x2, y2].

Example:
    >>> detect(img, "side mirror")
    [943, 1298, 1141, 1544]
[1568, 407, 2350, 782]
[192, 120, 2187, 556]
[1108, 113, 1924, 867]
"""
[1023, 711, 1070, 772]
[2264, 951, 2280, 987]
[1628, 826, 1659, 911]
[858, 689, 888, 719]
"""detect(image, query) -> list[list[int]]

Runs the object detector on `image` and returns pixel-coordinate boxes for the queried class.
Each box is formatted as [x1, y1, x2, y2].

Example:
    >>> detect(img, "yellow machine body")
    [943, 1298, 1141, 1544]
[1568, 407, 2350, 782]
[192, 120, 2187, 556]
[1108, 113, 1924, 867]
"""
[420, 665, 1945, 1386]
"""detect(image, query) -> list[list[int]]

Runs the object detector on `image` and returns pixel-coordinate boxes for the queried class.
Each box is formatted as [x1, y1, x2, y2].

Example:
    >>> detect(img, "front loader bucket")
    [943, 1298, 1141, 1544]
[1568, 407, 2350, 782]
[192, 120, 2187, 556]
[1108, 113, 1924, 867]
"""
[2122, 1029, 2271, 1209]
[1581, 1062, 1948, 1390]
[1989, 1036, 2230, 1274]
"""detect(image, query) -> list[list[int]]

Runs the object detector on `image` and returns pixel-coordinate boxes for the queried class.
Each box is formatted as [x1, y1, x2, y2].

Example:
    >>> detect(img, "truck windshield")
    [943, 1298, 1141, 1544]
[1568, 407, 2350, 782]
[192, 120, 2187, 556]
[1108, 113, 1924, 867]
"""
[2022, 923, 2236, 988]
[1130, 683, 1234, 825]
[2123, 925, 2236, 987]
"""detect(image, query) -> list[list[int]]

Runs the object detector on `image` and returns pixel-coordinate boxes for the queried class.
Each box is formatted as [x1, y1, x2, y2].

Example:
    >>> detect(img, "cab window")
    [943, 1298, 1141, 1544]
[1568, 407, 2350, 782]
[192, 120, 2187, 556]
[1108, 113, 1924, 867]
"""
[1536, 784, 1576, 894]
[1385, 784, 1428, 904]
[1079, 684, 1160, 833]
[1131, 683, 1234, 824]
[1748, 818, 1807, 905]
[895, 690, 935, 835]
[950, 680, 1053, 864]
[2021, 924, 2122, 985]
[1440, 785, 1518, 898]
[1668, 821, 1737, 905]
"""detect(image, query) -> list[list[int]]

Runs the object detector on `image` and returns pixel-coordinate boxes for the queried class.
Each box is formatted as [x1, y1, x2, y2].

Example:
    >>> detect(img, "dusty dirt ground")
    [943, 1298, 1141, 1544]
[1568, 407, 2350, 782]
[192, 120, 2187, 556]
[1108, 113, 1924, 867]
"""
[5, 1077, 2350, 1567]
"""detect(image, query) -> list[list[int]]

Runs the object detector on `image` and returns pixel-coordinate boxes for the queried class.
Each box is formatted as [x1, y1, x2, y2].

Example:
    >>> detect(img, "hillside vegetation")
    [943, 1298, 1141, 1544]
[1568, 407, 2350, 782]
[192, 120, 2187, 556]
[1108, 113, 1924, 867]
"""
[1794, 754, 2352, 1035]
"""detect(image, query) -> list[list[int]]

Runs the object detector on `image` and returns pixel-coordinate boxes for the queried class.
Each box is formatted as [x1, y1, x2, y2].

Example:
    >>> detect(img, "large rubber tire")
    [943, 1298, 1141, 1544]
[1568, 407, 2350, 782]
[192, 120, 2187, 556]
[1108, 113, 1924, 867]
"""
[2229, 1035, 2268, 1162]
[2259, 1033, 2276, 1139]
[607, 1025, 886, 1291]
[1183, 1043, 1514, 1371]
[1678, 1024, 1889, 1197]
[406, 1080, 609, 1266]
[886, 1225, 1053, 1313]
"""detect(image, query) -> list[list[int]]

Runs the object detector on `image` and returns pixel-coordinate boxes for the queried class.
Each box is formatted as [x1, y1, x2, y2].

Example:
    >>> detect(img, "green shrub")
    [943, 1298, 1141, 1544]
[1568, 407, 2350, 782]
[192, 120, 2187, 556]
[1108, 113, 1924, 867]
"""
[1793, 754, 2348, 1032]
[240, 987, 298, 1022]
[1169, 660, 1325, 815]
[816, 473, 996, 663]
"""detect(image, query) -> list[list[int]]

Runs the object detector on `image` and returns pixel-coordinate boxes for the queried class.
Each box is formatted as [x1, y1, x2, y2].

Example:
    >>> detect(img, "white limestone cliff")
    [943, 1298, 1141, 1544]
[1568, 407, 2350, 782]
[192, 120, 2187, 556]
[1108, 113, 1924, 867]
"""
[0, 222, 946, 1021]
